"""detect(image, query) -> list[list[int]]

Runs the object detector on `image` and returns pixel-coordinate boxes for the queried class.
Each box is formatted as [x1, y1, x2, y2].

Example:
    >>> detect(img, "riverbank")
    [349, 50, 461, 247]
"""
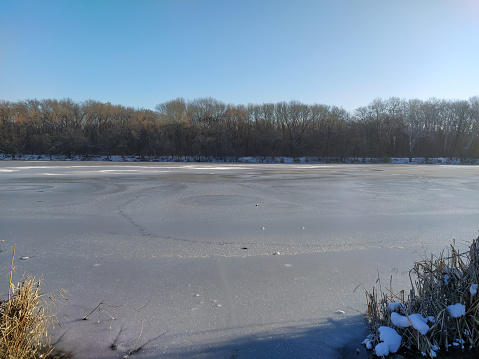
[1, 153, 478, 165]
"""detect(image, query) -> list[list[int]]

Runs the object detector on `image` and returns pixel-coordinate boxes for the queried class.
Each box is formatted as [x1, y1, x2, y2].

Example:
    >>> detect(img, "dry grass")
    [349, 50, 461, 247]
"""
[365, 235, 479, 357]
[1, 245, 66, 359]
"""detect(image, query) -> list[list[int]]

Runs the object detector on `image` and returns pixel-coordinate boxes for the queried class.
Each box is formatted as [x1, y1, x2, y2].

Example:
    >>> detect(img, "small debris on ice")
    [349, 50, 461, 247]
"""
[273, 252, 281, 255]
[21, 256, 29, 260]
[336, 310, 345, 314]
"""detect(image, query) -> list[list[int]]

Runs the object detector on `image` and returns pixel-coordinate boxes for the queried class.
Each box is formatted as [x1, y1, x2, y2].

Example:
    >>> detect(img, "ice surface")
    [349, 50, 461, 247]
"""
[1, 163, 479, 358]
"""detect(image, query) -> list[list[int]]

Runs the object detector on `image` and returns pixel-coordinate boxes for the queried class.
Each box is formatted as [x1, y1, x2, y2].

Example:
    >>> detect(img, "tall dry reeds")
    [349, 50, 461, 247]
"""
[1, 245, 65, 359]
[365, 235, 479, 357]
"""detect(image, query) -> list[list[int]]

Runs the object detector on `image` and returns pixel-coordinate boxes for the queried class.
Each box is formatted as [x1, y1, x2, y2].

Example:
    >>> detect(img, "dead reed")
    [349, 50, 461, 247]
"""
[364, 235, 479, 357]
[1, 245, 65, 359]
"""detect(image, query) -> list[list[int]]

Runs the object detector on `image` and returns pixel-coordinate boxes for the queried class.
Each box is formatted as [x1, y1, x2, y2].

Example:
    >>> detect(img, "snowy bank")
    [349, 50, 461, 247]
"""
[1, 153, 478, 165]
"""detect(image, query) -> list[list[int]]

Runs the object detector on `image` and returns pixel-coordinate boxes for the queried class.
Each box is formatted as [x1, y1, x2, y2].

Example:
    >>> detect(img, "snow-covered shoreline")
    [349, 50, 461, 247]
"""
[1, 153, 478, 165]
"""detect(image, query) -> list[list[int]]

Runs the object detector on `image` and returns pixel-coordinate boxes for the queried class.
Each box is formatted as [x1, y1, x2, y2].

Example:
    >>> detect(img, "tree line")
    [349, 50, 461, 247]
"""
[0, 96, 478, 161]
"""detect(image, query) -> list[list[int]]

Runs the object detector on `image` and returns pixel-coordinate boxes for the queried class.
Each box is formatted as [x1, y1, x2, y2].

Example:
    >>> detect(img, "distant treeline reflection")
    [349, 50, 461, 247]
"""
[1, 97, 478, 160]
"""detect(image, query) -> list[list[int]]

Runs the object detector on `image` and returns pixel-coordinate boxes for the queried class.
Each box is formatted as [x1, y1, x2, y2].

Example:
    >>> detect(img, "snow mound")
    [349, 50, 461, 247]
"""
[390, 312, 430, 334]
[374, 326, 401, 356]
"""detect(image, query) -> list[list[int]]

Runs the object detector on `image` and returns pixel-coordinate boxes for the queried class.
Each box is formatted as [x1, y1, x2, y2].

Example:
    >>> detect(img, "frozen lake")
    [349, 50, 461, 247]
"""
[1, 162, 478, 358]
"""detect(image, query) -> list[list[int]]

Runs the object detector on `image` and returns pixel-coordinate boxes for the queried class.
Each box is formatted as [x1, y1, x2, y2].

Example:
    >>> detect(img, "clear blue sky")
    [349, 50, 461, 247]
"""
[1, 0, 478, 112]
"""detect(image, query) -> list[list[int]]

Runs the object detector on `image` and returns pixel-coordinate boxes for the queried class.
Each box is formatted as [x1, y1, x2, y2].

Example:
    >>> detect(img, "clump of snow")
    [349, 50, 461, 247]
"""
[447, 303, 466, 318]
[470, 284, 478, 296]
[443, 274, 449, 285]
[374, 326, 401, 356]
[362, 336, 373, 350]
[390, 312, 409, 327]
[375, 342, 390, 357]
[408, 314, 430, 335]
[387, 302, 404, 311]
[390, 312, 429, 334]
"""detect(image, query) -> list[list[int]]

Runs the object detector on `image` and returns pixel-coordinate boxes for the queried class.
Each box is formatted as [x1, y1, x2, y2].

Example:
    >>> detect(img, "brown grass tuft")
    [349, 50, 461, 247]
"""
[1, 245, 66, 359]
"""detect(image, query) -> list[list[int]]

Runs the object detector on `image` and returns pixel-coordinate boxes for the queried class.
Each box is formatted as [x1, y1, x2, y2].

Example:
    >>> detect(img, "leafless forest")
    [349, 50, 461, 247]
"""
[1, 97, 478, 161]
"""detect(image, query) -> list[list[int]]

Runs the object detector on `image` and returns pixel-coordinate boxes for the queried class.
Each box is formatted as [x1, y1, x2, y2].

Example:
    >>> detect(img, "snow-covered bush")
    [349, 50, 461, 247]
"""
[364, 235, 479, 357]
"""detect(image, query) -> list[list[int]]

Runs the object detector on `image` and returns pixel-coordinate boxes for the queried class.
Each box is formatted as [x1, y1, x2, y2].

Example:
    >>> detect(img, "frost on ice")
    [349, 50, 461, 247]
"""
[373, 326, 401, 357]
[390, 312, 430, 335]
[447, 303, 466, 318]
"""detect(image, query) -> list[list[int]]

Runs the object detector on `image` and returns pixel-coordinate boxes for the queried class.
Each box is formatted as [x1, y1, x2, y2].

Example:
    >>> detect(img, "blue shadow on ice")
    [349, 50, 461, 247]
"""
[153, 315, 373, 359]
